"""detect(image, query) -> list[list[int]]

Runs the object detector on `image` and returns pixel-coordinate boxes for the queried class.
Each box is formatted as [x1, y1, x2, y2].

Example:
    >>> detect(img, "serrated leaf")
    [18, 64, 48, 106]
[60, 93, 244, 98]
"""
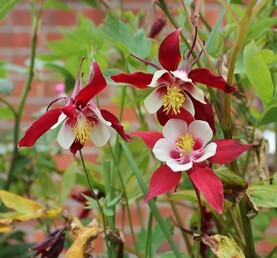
[60, 164, 76, 203]
[0, 0, 19, 20]
[247, 185, 277, 208]
[243, 40, 274, 106]
[0, 78, 13, 95]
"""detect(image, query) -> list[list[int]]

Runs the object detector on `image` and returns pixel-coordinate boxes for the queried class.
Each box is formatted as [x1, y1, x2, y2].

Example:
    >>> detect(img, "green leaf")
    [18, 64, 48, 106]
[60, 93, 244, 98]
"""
[200, 234, 245, 258]
[0, 0, 19, 20]
[0, 79, 13, 95]
[247, 185, 277, 208]
[159, 252, 190, 258]
[214, 167, 248, 203]
[107, 192, 123, 208]
[36, 170, 58, 199]
[43, 0, 72, 10]
[103, 207, 114, 216]
[0, 107, 14, 119]
[243, 40, 274, 107]
[80, 0, 99, 8]
[60, 163, 76, 203]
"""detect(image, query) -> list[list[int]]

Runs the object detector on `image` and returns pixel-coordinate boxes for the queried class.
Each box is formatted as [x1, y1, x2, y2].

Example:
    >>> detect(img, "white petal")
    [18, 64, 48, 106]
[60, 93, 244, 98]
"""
[183, 93, 195, 116]
[194, 142, 217, 162]
[148, 69, 169, 88]
[51, 113, 67, 129]
[185, 84, 206, 104]
[189, 120, 213, 147]
[163, 119, 188, 143]
[153, 139, 175, 161]
[90, 121, 111, 147]
[171, 70, 192, 83]
[167, 160, 193, 172]
[87, 102, 111, 126]
[57, 121, 75, 149]
[144, 88, 163, 114]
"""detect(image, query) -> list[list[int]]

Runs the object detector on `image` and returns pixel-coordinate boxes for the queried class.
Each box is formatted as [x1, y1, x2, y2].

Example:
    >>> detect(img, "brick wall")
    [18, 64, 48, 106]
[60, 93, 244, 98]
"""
[1, 0, 276, 257]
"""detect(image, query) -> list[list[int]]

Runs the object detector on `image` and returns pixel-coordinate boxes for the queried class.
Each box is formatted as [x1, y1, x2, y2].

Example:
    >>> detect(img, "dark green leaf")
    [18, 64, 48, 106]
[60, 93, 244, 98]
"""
[0, 79, 13, 95]
[243, 40, 274, 106]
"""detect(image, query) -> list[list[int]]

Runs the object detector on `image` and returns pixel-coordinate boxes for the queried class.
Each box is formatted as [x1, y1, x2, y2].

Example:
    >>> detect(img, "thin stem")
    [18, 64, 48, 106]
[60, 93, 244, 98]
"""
[227, 208, 244, 241]
[5, 1, 42, 189]
[78, 150, 110, 254]
[145, 211, 153, 257]
[108, 143, 142, 258]
[0, 97, 17, 118]
[168, 194, 192, 254]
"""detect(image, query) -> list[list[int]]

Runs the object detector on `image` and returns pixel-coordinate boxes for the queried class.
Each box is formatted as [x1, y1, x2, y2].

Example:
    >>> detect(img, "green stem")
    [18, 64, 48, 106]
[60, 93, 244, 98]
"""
[108, 143, 142, 258]
[5, 2, 41, 190]
[120, 140, 183, 258]
[145, 211, 153, 258]
[78, 150, 111, 254]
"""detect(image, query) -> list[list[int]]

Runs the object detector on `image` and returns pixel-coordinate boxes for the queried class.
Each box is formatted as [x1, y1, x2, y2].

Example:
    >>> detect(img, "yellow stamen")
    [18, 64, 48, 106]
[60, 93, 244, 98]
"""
[74, 113, 94, 145]
[176, 133, 195, 155]
[162, 86, 185, 115]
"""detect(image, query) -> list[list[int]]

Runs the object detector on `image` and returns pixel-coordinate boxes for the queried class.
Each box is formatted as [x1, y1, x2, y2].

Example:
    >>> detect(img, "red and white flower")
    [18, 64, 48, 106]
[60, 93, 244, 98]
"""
[133, 118, 252, 213]
[111, 29, 235, 129]
[19, 61, 132, 154]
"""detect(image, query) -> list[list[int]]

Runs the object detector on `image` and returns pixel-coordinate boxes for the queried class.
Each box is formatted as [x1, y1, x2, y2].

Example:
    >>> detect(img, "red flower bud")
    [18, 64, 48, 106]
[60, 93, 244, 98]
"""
[148, 17, 166, 38]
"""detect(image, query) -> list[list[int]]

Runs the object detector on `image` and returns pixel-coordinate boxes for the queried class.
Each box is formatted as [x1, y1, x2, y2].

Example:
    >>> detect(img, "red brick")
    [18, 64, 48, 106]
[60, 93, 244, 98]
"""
[12, 9, 32, 26]
[41, 9, 76, 26]
[10, 54, 29, 66]
[45, 31, 64, 42]
[82, 8, 104, 25]
[0, 32, 32, 48]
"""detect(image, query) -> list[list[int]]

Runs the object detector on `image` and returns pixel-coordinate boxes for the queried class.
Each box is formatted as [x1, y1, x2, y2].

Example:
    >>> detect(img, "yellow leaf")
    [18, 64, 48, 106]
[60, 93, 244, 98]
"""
[0, 219, 13, 233]
[66, 219, 103, 258]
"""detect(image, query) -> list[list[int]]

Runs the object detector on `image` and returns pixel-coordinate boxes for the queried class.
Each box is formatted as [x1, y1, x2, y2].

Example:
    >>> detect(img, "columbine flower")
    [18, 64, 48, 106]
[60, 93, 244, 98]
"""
[111, 29, 235, 130]
[19, 61, 132, 154]
[133, 118, 252, 213]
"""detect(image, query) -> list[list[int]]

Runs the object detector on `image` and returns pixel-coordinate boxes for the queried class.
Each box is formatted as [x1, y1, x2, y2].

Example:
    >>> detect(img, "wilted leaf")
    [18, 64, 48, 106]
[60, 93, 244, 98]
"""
[243, 40, 274, 107]
[194, 233, 245, 258]
[247, 184, 277, 208]
[214, 168, 248, 203]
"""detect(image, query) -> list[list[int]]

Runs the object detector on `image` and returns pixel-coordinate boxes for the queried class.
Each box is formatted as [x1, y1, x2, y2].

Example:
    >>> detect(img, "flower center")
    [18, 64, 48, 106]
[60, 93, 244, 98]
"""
[176, 133, 195, 155]
[74, 113, 94, 145]
[162, 86, 185, 115]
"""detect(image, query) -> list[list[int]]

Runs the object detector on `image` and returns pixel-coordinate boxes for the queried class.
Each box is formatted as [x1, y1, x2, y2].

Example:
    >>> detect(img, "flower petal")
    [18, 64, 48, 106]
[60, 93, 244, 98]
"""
[189, 165, 224, 213]
[163, 119, 188, 143]
[167, 160, 193, 172]
[143, 165, 181, 203]
[188, 68, 236, 93]
[208, 139, 252, 164]
[132, 131, 163, 149]
[156, 107, 195, 126]
[90, 121, 111, 147]
[148, 70, 170, 88]
[171, 70, 192, 83]
[61, 105, 76, 120]
[18, 109, 62, 147]
[100, 109, 133, 142]
[57, 120, 75, 149]
[144, 88, 163, 114]
[110, 72, 153, 89]
[189, 120, 213, 147]
[183, 92, 195, 116]
[193, 142, 217, 162]
[191, 97, 216, 134]
[51, 113, 67, 129]
[75, 62, 107, 107]
[158, 29, 182, 71]
[153, 138, 177, 162]
[184, 83, 205, 104]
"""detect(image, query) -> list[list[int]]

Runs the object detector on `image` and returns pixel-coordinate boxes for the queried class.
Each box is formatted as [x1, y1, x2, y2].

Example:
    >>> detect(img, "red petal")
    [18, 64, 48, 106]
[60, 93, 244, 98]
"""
[208, 139, 252, 164]
[188, 68, 236, 93]
[18, 109, 62, 147]
[143, 165, 181, 203]
[76, 62, 107, 107]
[191, 97, 216, 134]
[131, 131, 163, 149]
[61, 105, 76, 120]
[156, 107, 195, 126]
[100, 109, 133, 142]
[110, 72, 153, 89]
[189, 165, 223, 213]
[158, 29, 181, 71]
[70, 141, 83, 155]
